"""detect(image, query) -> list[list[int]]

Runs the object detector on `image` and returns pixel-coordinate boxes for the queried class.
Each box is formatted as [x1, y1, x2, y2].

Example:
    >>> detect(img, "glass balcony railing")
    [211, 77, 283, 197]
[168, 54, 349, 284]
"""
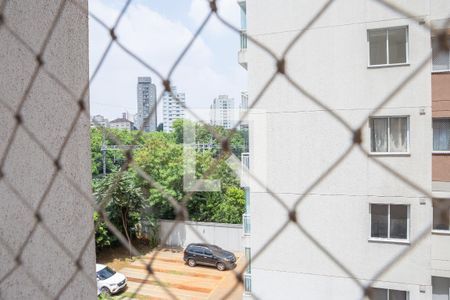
[244, 273, 252, 293]
[241, 152, 250, 187]
[243, 213, 251, 235]
[240, 30, 247, 50]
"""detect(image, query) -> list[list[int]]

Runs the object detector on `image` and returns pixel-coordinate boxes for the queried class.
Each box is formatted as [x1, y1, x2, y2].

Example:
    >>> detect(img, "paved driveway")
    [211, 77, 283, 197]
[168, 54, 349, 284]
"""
[109, 249, 244, 300]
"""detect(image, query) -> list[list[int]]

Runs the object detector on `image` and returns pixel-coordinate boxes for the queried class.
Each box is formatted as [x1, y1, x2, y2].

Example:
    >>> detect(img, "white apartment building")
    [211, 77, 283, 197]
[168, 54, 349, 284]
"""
[136, 76, 157, 132]
[110, 113, 134, 131]
[210, 95, 235, 129]
[162, 86, 185, 132]
[91, 114, 109, 128]
[246, 1, 450, 299]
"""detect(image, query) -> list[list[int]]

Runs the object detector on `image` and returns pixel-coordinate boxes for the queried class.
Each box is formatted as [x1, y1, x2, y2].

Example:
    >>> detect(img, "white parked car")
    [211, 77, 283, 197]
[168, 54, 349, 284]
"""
[96, 264, 127, 296]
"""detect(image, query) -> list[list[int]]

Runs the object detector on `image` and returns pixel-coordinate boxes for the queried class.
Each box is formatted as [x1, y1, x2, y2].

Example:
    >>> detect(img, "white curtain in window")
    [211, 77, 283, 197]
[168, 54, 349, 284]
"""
[433, 119, 450, 151]
[372, 118, 388, 152]
[389, 117, 407, 152]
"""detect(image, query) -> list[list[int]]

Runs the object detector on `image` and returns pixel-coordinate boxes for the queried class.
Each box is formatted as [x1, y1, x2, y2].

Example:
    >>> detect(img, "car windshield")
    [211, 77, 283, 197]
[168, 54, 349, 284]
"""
[97, 267, 116, 280]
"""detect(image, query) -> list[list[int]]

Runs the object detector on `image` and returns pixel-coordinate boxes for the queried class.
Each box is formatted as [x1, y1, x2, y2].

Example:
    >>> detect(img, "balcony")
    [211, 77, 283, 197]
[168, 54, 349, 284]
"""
[241, 152, 250, 187]
[243, 213, 251, 236]
[238, 30, 248, 69]
[243, 273, 252, 294]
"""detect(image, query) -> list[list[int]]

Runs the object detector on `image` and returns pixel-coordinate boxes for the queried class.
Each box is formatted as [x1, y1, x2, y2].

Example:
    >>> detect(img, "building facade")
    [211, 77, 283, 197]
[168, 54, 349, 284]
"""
[431, 22, 450, 300]
[162, 86, 185, 132]
[210, 95, 235, 129]
[136, 76, 157, 132]
[247, 0, 450, 299]
[91, 114, 109, 128]
[109, 113, 134, 131]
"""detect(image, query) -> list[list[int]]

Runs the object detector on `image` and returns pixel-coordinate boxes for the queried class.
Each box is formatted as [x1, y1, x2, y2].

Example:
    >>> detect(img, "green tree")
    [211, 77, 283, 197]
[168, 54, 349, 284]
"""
[93, 171, 144, 257]
[213, 186, 245, 224]
[134, 133, 184, 219]
[93, 211, 117, 251]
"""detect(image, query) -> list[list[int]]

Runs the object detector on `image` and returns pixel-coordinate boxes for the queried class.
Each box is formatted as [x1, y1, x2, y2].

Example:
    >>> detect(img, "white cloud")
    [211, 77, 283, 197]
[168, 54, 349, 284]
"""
[89, 0, 246, 123]
[188, 0, 240, 36]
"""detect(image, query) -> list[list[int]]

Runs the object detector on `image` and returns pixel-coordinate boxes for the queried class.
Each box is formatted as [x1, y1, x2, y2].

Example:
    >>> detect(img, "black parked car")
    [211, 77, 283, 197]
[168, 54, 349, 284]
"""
[183, 243, 236, 271]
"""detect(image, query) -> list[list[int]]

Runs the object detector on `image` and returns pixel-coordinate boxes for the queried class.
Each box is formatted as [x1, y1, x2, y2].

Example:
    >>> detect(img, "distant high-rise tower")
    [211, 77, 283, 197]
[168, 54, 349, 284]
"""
[136, 77, 157, 132]
[162, 86, 185, 132]
[210, 95, 234, 129]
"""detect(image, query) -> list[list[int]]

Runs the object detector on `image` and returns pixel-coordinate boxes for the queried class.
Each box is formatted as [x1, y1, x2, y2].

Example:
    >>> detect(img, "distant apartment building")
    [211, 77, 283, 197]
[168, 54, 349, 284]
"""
[110, 113, 134, 131]
[246, 1, 450, 299]
[91, 114, 109, 128]
[162, 86, 185, 132]
[136, 76, 157, 132]
[210, 95, 234, 129]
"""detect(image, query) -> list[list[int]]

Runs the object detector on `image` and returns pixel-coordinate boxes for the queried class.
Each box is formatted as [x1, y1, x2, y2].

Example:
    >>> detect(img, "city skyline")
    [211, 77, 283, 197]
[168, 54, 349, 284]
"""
[89, 0, 247, 122]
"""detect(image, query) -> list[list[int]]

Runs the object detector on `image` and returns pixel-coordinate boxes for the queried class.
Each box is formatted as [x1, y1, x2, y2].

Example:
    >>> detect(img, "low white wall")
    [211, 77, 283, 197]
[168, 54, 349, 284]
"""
[159, 220, 243, 252]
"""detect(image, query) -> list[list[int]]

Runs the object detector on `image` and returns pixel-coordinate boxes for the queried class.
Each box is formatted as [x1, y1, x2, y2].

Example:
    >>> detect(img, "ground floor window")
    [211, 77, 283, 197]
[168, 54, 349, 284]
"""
[371, 287, 409, 300]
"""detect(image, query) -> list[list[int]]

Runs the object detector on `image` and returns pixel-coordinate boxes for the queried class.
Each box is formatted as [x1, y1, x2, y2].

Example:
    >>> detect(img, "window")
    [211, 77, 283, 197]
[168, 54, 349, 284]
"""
[370, 204, 409, 240]
[96, 267, 116, 280]
[433, 199, 450, 231]
[433, 119, 450, 152]
[370, 288, 409, 300]
[368, 27, 408, 66]
[432, 36, 450, 72]
[370, 117, 409, 153]
[189, 246, 204, 254]
[432, 277, 450, 299]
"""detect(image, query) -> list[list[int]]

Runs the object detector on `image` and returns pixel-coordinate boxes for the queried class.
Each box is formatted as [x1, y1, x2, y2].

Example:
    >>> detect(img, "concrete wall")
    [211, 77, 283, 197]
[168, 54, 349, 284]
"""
[248, 0, 436, 298]
[0, 1, 95, 299]
[159, 220, 243, 252]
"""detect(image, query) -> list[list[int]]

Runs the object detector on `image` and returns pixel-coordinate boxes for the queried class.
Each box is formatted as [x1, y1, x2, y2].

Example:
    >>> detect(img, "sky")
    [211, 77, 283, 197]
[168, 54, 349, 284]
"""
[89, 0, 247, 123]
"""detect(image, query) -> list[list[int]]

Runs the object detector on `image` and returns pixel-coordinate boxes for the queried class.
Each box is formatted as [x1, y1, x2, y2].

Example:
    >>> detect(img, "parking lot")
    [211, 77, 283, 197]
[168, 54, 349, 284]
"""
[101, 249, 244, 299]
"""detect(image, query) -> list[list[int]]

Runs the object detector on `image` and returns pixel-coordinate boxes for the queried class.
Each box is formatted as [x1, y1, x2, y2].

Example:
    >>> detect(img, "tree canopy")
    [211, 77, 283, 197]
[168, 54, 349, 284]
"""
[91, 121, 247, 250]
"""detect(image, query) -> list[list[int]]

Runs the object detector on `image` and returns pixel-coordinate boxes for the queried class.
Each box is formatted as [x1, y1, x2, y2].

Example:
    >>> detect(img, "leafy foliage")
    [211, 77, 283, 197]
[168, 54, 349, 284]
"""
[93, 211, 117, 250]
[91, 121, 246, 251]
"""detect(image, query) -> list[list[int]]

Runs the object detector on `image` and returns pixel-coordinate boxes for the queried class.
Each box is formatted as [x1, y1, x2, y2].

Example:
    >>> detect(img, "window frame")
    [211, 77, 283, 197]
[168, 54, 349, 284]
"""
[432, 198, 450, 234]
[432, 118, 450, 154]
[369, 203, 410, 243]
[369, 116, 410, 155]
[431, 35, 450, 73]
[367, 26, 409, 68]
[371, 287, 410, 300]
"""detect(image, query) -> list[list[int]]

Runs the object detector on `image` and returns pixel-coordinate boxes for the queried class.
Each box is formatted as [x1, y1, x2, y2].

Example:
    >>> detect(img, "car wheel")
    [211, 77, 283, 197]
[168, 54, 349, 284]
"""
[187, 258, 196, 267]
[216, 262, 226, 271]
[100, 287, 111, 295]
